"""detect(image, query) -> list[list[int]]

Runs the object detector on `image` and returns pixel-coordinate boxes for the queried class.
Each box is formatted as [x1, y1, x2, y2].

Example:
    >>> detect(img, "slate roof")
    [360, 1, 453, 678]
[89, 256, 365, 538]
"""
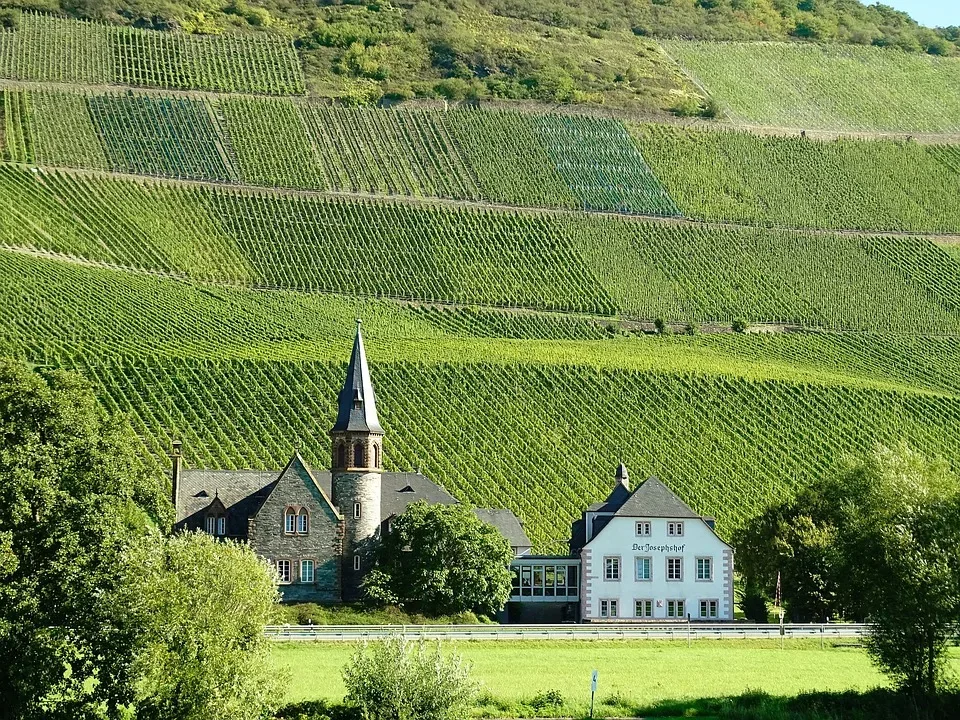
[332, 322, 383, 434]
[176, 463, 530, 549]
[473, 508, 532, 550]
[177, 469, 279, 537]
[614, 476, 700, 518]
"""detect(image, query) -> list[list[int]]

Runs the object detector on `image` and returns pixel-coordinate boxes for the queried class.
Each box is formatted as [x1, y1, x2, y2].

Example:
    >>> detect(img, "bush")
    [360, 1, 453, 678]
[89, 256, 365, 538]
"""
[653, 317, 672, 335]
[530, 689, 564, 710]
[342, 637, 477, 720]
[671, 96, 702, 117]
[684, 321, 700, 336]
[732, 318, 748, 333]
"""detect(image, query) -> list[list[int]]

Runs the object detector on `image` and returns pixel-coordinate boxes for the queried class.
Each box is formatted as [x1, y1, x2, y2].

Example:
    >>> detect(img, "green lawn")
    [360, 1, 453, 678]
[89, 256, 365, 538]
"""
[270, 639, 960, 715]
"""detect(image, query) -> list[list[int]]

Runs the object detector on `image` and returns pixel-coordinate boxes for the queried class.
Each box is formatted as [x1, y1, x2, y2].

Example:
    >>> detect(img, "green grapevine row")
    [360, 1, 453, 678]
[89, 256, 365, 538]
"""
[2, 166, 960, 331]
[0, 12, 304, 94]
[662, 40, 960, 133]
[634, 123, 960, 233]
[72, 355, 960, 550]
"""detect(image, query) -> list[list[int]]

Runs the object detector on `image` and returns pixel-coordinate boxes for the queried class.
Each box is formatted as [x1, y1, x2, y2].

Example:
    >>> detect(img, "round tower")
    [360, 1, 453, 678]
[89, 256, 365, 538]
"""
[330, 320, 383, 600]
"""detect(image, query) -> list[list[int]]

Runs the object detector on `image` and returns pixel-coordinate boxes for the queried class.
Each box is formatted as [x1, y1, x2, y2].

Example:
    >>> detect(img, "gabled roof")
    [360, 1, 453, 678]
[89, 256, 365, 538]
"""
[473, 508, 532, 550]
[586, 481, 632, 513]
[381, 471, 458, 518]
[255, 452, 342, 520]
[332, 321, 383, 434]
[614, 476, 700, 518]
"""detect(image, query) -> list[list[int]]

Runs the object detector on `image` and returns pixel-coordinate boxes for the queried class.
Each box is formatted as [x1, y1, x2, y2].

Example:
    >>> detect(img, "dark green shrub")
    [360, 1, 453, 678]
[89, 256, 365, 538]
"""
[732, 318, 748, 333]
[530, 689, 564, 710]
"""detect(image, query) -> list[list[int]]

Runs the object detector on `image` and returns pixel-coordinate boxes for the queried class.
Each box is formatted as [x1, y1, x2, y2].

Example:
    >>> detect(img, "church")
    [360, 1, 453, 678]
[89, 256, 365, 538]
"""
[171, 321, 531, 603]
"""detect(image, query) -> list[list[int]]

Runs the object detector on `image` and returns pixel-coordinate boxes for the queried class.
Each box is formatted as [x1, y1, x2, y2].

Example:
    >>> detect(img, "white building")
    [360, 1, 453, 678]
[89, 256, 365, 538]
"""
[570, 464, 734, 622]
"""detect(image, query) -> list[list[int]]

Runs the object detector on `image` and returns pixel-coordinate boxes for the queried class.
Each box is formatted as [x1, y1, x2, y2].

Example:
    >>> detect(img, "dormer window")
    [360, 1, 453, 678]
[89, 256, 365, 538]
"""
[298, 508, 309, 534]
[216, 516, 225, 536]
[353, 442, 364, 467]
[284, 507, 296, 534]
[206, 514, 226, 536]
[205, 515, 215, 534]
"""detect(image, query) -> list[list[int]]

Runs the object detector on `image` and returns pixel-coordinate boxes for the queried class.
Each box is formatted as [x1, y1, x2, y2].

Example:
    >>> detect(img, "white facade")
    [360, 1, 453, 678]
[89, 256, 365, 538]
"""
[580, 515, 733, 621]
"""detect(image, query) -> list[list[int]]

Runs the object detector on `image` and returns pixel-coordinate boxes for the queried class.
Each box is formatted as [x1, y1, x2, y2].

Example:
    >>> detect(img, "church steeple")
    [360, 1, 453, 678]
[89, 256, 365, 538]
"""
[332, 320, 382, 434]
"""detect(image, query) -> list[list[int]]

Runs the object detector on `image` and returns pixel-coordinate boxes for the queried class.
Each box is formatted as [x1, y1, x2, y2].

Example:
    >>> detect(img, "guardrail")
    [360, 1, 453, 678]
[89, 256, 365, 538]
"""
[265, 623, 868, 641]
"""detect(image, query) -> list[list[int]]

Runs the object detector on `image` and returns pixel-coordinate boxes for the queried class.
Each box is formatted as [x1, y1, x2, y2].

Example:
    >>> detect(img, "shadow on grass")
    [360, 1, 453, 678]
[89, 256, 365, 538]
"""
[630, 688, 960, 720]
[275, 689, 960, 720]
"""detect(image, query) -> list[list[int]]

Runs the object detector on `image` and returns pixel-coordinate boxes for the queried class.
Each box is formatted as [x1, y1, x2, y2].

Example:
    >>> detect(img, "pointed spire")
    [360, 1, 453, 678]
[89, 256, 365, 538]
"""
[332, 320, 383, 434]
[615, 462, 629, 489]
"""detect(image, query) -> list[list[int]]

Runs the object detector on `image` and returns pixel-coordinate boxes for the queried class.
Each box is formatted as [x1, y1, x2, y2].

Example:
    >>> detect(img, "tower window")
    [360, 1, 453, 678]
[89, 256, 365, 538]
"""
[353, 554, 361, 571]
[336, 443, 346, 468]
[373, 444, 381, 468]
[298, 509, 309, 534]
[354, 502, 362, 519]
[284, 507, 296, 534]
[353, 442, 364, 467]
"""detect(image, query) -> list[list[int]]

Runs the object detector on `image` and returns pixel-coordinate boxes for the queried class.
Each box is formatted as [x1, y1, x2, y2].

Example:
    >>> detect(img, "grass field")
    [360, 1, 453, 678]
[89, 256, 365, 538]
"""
[662, 41, 960, 133]
[271, 639, 943, 712]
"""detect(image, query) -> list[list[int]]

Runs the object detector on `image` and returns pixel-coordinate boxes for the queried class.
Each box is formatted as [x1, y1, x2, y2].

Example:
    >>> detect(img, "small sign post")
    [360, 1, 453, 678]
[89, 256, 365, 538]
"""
[590, 670, 598, 718]
[779, 609, 786, 650]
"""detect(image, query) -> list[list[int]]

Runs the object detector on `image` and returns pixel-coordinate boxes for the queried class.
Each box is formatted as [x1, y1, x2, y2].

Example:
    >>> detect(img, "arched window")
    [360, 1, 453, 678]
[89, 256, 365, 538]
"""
[373, 444, 381, 469]
[298, 508, 309, 534]
[353, 442, 364, 468]
[336, 443, 346, 468]
[284, 507, 296, 534]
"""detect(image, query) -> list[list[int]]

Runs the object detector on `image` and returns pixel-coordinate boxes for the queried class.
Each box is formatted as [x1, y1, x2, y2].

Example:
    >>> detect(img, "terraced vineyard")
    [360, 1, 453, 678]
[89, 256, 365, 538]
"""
[3, 167, 960, 331]
[634, 124, 960, 233]
[1, 87, 679, 215]
[0, 13, 304, 94]
[662, 40, 960, 133]
[7, 247, 960, 549]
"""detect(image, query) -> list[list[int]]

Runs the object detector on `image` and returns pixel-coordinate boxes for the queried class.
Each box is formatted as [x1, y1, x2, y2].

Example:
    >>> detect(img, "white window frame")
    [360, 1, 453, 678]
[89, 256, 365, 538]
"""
[276, 559, 292, 584]
[667, 599, 685, 619]
[216, 516, 225, 536]
[603, 556, 621, 581]
[634, 598, 653, 619]
[354, 502, 362, 519]
[635, 555, 652, 581]
[635, 520, 651, 536]
[700, 599, 719, 619]
[353, 554, 361, 571]
[667, 556, 683, 582]
[667, 521, 684, 537]
[599, 599, 618, 618]
[300, 559, 315, 584]
[284, 509, 296, 534]
[205, 515, 216, 534]
[297, 510, 309, 534]
[696, 556, 713, 582]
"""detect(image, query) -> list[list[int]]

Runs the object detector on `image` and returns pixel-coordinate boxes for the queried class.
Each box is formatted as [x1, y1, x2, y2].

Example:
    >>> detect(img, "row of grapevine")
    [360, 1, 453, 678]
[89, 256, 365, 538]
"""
[634, 123, 960, 233]
[0, 12, 304, 94]
[6, 85, 678, 215]
[0, 89, 32, 162]
[69, 354, 960, 550]
[2, 166, 960, 331]
[410, 304, 612, 341]
[662, 40, 960, 133]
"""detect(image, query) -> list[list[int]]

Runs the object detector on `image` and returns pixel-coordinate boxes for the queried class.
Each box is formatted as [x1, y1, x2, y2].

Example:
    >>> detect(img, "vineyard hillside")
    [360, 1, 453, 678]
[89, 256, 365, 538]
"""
[4, 13, 960, 553]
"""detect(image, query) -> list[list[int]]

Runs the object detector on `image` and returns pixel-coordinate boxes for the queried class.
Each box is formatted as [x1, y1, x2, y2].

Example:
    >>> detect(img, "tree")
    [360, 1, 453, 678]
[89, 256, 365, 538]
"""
[364, 501, 513, 617]
[120, 531, 285, 720]
[342, 636, 477, 720]
[832, 445, 960, 697]
[0, 360, 170, 720]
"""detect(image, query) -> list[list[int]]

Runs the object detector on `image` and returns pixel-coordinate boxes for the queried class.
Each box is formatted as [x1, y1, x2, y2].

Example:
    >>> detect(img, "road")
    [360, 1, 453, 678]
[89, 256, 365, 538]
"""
[265, 623, 867, 642]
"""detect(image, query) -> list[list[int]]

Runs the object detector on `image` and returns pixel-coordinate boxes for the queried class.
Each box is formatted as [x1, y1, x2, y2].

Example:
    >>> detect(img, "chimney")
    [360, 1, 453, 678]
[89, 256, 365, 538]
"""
[171, 439, 183, 516]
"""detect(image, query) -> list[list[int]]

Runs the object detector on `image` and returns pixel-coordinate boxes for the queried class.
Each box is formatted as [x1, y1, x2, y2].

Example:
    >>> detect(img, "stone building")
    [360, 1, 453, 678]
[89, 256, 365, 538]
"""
[172, 322, 531, 603]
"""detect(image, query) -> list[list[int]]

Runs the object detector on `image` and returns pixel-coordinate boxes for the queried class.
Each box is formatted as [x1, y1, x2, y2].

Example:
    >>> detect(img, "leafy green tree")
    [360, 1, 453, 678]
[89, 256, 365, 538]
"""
[342, 636, 477, 720]
[832, 445, 960, 697]
[120, 531, 285, 720]
[364, 501, 513, 617]
[0, 360, 169, 720]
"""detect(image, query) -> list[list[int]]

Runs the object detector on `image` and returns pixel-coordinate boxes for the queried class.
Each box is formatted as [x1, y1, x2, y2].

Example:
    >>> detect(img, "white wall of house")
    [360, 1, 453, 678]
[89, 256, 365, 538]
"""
[580, 516, 733, 621]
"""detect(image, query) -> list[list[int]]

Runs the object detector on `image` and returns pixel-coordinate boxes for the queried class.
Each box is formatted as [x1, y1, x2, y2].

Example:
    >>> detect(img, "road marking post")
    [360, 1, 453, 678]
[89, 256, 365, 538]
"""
[590, 669, 598, 718]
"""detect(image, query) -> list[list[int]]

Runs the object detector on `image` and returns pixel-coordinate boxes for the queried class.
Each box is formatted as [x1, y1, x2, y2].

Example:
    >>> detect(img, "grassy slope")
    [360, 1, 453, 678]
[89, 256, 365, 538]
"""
[662, 41, 960, 133]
